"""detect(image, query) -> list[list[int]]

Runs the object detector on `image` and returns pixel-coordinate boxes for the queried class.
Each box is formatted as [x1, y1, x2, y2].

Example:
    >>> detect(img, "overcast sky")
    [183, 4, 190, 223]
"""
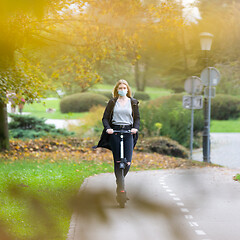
[182, 0, 201, 23]
[67, 0, 201, 24]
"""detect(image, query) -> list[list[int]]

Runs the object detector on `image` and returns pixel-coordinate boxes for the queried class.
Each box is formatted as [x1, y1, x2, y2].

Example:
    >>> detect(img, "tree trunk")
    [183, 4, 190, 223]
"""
[181, 28, 188, 73]
[0, 100, 10, 151]
[134, 60, 141, 91]
[140, 58, 149, 92]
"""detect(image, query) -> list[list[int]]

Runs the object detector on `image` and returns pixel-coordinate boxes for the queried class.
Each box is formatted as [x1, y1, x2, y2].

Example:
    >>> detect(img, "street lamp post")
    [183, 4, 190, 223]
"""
[200, 32, 214, 163]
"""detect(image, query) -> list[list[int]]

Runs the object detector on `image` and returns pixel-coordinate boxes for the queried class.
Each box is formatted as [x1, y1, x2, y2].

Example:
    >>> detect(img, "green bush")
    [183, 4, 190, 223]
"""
[97, 91, 113, 99]
[139, 97, 204, 148]
[136, 136, 189, 158]
[60, 92, 108, 113]
[133, 91, 150, 101]
[149, 93, 184, 107]
[9, 114, 74, 139]
[211, 94, 240, 120]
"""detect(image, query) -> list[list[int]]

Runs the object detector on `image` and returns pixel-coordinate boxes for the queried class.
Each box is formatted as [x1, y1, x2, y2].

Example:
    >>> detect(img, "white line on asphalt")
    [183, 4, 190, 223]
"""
[180, 208, 189, 213]
[173, 197, 181, 201]
[189, 222, 199, 227]
[176, 202, 184, 206]
[195, 230, 206, 236]
[185, 215, 193, 219]
[161, 177, 211, 240]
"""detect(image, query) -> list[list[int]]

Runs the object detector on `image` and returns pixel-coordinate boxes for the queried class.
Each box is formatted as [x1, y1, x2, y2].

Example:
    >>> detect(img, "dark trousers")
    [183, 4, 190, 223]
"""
[109, 133, 134, 184]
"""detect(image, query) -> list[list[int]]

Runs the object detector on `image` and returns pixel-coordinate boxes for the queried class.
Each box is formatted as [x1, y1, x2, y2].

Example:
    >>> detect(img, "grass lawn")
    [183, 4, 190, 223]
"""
[23, 99, 88, 120]
[0, 132, 214, 240]
[0, 152, 209, 240]
[20, 86, 240, 133]
[211, 119, 240, 133]
[21, 85, 172, 120]
[91, 83, 173, 100]
[235, 174, 240, 181]
[0, 159, 114, 240]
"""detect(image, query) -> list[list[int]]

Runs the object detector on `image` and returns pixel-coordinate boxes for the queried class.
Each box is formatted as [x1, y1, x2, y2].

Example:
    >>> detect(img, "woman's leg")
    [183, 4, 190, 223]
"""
[123, 133, 134, 177]
[109, 134, 121, 183]
[109, 133, 134, 193]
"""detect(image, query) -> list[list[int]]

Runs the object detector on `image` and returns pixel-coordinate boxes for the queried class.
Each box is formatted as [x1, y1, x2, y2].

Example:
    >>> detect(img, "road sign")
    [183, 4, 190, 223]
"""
[183, 96, 203, 109]
[184, 76, 203, 95]
[204, 87, 216, 98]
[200, 67, 221, 86]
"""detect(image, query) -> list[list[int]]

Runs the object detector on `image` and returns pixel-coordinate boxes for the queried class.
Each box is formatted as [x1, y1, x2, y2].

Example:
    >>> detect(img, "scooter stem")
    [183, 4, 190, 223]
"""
[120, 135, 124, 159]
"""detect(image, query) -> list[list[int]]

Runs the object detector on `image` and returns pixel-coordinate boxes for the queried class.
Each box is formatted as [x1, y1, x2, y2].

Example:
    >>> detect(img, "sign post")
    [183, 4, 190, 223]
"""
[200, 67, 220, 162]
[183, 76, 203, 160]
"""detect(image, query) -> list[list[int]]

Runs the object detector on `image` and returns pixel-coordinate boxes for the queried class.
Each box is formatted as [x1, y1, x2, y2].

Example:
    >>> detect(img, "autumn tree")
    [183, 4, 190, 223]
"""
[0, 0, 88, 151]
[184, 0, 240, 95]
[84, 0, 186, 91]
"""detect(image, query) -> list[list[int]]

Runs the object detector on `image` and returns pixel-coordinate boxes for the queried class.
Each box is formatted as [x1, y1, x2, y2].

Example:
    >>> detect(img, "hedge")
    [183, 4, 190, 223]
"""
[60, 92, 108, 113]
[133, 91, 150, 101]
[211, 94, 240, 120]
[136, 136, 189, 158]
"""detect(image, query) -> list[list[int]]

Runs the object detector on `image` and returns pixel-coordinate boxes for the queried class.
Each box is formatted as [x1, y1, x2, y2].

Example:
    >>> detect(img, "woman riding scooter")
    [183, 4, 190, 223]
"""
[97, 79, 140, 197]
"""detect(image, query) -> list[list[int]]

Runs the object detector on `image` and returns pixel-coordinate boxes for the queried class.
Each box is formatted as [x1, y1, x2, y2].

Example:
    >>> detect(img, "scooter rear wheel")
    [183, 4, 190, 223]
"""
[117, 191, 127, 208]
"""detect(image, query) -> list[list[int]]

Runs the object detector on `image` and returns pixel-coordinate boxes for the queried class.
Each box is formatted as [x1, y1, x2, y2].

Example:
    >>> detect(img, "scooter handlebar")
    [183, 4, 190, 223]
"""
[113, 129, 131, 134]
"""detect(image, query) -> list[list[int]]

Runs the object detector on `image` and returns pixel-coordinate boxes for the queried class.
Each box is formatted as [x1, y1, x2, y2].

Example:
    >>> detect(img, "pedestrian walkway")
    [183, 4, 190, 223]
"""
[7, 112, 81, 129]
[45, 119, 80, 129]
[67, 168, 240, 240]
[193, 133, 240, 169]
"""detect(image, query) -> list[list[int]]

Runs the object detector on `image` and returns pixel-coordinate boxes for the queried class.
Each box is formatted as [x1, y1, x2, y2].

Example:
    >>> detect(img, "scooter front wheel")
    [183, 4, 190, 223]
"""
[117, 170, 127, 208]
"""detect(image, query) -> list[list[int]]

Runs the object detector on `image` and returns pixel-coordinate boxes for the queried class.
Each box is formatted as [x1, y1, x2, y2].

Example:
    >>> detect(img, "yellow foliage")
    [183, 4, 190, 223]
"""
[69, 105, 105, 137]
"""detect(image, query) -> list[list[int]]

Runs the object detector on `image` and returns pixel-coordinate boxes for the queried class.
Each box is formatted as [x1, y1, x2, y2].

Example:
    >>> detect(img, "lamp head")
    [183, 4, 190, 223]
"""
[200, 32, 214, 51]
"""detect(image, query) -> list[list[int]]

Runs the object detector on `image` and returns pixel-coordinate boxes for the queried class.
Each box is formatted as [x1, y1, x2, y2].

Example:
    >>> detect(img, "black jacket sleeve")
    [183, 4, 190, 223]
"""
[102, 99, 114, 130]
[132, 100, 140, 130]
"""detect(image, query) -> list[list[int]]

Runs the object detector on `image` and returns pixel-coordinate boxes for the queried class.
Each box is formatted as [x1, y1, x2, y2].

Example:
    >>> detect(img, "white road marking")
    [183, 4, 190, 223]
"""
[173, 197, 181, 201]
[195, 230, 206, 236]
[180, 208, 189, 213]
[176, 202, 184, 206]
[160, 176, 211, 240]
[189, 222, 199, 227]
[185, 215, 193, 220]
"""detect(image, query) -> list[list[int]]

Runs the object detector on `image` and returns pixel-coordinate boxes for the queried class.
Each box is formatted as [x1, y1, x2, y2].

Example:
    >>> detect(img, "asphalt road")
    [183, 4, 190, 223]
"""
[193, 133, 240, 169]
[67, 168, 240, 240]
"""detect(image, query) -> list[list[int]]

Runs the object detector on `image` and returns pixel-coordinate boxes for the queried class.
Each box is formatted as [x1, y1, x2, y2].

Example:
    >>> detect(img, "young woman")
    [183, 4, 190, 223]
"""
[97, 79, 140, 194]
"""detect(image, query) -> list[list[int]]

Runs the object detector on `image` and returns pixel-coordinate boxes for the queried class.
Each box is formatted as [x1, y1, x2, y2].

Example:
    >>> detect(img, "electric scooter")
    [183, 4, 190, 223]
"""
[113, 129, 131, 208]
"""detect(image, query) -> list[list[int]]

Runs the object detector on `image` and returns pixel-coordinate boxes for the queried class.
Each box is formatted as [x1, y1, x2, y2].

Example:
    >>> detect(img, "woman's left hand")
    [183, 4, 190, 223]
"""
[131, 128, 138, 134]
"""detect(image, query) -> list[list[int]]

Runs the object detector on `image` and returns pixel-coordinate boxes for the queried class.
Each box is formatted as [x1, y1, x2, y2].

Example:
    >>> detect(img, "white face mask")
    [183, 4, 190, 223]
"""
[118, 89, 128, 97]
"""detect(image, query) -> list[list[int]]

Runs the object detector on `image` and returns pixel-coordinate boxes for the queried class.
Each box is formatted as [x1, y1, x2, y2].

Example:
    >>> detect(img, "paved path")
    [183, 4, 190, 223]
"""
[45, 119, 80, 129]
[67, 168, 240, 240]
[193, 133, 240, 169]
[8, 114, 81, 130]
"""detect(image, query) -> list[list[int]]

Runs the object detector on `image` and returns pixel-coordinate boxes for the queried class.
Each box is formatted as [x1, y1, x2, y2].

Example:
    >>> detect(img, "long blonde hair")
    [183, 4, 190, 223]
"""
[113, 79, 132, 98]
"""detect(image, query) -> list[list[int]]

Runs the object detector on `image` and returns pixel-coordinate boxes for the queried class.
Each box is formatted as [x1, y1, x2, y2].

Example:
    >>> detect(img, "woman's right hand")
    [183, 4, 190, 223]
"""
[106, 129, 114, 134]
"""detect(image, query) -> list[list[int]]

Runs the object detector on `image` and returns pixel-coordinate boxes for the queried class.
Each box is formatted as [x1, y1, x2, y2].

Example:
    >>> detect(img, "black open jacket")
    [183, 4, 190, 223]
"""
[97, 97, 140, 150]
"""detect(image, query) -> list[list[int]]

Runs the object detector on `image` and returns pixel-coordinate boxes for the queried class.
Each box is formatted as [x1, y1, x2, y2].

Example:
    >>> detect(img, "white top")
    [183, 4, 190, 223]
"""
[112, 98, 133, 126]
